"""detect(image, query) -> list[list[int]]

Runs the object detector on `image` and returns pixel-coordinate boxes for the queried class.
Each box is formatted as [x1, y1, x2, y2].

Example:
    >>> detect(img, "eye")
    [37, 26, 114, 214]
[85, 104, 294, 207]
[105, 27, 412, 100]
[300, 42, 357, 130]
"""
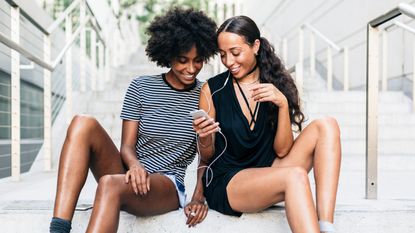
[219, 52, 225, 58]
[232, 52, 240, 57]
[178, 58, 187, 63]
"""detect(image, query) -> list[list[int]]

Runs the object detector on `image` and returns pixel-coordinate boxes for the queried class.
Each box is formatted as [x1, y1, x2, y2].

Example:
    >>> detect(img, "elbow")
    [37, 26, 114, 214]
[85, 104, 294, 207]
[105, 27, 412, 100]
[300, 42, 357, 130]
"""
[274, 146, 290, 158]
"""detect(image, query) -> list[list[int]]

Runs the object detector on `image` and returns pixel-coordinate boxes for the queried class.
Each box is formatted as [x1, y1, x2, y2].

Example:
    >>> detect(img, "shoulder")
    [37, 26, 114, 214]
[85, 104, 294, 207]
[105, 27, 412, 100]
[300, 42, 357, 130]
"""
[207, 71, 230, 90]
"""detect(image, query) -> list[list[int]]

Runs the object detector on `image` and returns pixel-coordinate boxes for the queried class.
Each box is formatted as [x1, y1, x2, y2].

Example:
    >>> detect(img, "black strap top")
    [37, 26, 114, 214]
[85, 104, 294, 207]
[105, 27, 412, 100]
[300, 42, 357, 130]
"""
[206, 71, 278, 179]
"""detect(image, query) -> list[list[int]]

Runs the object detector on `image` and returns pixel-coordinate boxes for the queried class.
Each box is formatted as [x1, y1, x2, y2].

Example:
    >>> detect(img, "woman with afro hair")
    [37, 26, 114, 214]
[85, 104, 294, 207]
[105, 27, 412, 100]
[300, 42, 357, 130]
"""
[49, 8, 217, 233]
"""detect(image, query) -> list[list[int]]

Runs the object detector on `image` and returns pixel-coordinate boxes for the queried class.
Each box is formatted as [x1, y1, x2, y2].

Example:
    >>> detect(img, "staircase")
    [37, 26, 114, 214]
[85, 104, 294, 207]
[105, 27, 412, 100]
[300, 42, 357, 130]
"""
[1, 50, 415, 232]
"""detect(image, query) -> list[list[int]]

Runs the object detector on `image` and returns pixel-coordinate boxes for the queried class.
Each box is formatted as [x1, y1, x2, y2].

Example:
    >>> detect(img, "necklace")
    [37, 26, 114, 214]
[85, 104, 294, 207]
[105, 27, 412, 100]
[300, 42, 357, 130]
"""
[238, 78, 259, 85]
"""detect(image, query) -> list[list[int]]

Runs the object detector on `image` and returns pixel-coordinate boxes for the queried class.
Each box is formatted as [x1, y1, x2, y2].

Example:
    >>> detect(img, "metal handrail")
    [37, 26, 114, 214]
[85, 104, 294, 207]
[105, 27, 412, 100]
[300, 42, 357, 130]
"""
[302, 23, 342, 52]
[0, 15, 91, 71]
[297, 23, 349, 91]
[1, 0, 109, 181]
[366, 2, 415, 199]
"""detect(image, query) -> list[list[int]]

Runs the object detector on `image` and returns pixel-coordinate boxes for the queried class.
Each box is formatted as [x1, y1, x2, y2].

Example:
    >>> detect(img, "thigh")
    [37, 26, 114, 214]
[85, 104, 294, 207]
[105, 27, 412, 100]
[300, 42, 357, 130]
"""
[226, 167, 294, 213]
[272, 122, 319, 171]
[114, 173, 180, 216]
[87, 119, 126, 180]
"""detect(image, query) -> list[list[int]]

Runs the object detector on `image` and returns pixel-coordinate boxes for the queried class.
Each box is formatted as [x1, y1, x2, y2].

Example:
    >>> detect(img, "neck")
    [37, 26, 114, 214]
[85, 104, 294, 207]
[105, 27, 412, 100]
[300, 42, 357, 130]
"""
[165, 70, 192, 90]
[237, 64, 259, 84]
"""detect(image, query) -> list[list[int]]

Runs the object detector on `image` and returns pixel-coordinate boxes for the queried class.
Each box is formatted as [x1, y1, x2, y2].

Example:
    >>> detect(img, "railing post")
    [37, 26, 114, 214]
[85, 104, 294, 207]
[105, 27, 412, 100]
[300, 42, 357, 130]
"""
[343, 47, 349, 91]
[327, 46, 333, 91]
[65, 14, 73, 124]
[413, 38, 415, 112]
[80, 0, 86, 92]
[98, 43, 104, 90]
[296, 62, 303, 97]
[310, 31, 315, 79]
[90, 29, 97, 91]
[10, 5, 20, 181]
[282, 38, 288, 63]
[382, 30, 388, 91]
[298, 28, 304, 80]
[366, 24, 379, 199]
[105, 47, 110, 83]
[43, 34, 52, 171]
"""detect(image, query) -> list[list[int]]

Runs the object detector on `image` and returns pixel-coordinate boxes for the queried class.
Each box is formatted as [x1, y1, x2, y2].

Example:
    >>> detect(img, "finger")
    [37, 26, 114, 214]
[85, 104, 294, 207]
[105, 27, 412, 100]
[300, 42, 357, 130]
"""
[185, 205, 194, 225]
[134, 169, 145, 195]
[146, 175, 151, 191]
[139, 172, 148, 195]
[199, 127, 220, 138]
[189, 205, 201, 227]
[255, 95, 274, 103]
[130, 173, 138, 195]
[200, 205, 208, 222]
[124, 171, 130, 184]
[193, 117, 207, 126]
[198, 119, 215, 130]
[193, 205, 204, 226]
[187, 205, 197, 226]
[201, 122, 219, 133]
[248, 83, 268, 92]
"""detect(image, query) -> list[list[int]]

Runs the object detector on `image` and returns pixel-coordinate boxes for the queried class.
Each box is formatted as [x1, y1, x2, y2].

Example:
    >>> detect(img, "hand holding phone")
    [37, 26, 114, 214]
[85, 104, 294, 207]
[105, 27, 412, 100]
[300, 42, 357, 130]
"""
[189, 109, 209, 120]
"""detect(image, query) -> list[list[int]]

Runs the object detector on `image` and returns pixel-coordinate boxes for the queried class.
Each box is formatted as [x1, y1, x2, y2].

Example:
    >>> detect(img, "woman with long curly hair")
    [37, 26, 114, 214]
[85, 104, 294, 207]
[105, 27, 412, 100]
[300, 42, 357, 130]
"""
[191, 16, 341, 233]
[49, 8, 217, 233]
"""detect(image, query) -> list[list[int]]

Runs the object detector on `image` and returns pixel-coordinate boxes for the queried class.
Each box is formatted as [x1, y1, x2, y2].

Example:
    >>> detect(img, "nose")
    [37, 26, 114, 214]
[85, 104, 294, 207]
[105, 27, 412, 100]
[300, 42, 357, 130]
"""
[223, 54, 234, 68]
[187, 62, 196, 74]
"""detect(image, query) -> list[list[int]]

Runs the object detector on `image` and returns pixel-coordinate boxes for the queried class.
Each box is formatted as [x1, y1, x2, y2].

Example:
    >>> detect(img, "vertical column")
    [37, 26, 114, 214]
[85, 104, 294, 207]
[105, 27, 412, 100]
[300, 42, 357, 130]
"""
[90, 29, 97, 91]
[366, 24, 379, 199]
[80, 0, 86, 92]
[282, 38, 287, 63]
[298, 28, 304, 84]
[310, 31, 315, 79]
[295, 62, 303, 98]
[105, 47, 110, 83]
[382, 30, 388, 91]
[343, 47, 349, 91]
[413, 38, 415, 112]
[327, 46, 333, 91]
[65, 14, 73, 124]
[98, 42, 104, 90]
[10, 6, 20, 181]
[43, 34, 52, 171]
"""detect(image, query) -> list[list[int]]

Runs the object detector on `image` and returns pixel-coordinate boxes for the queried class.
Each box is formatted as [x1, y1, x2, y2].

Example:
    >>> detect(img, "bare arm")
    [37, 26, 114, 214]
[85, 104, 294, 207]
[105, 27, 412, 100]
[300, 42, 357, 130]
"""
[120, 120, 149, 195]
[250, 83, 294, 158]
[185, 82, 220, 227]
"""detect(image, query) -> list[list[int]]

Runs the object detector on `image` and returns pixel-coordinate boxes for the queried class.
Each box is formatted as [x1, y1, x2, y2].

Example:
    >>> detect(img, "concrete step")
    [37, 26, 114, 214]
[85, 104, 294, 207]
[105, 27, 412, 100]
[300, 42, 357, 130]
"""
[1, 200, 414, 233]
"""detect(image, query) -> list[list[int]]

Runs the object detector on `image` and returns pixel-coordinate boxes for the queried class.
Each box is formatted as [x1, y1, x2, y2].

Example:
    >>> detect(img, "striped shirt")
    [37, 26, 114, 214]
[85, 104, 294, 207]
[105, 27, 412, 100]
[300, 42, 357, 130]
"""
[120, 74, 201, 186]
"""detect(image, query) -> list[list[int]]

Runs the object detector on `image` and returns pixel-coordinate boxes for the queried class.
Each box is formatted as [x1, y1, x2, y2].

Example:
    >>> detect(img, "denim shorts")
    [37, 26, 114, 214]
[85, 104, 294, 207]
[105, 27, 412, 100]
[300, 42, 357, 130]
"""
[163, 173, 186, 208]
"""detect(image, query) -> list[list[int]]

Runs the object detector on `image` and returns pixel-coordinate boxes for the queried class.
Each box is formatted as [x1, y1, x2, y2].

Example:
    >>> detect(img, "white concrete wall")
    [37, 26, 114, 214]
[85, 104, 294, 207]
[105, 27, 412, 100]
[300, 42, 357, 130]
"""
[240, 0, 415, 90]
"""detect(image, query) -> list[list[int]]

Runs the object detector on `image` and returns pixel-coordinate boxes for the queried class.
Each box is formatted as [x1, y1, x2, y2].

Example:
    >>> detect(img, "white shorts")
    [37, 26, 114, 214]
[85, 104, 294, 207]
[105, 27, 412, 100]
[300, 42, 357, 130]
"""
[163, 173, 186, 208]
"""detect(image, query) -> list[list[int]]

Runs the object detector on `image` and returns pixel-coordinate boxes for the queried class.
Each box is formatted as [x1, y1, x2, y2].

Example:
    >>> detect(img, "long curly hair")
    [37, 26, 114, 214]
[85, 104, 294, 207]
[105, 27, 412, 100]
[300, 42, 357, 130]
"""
[145, 8, 218, 67]
[218, 16, 304, 131]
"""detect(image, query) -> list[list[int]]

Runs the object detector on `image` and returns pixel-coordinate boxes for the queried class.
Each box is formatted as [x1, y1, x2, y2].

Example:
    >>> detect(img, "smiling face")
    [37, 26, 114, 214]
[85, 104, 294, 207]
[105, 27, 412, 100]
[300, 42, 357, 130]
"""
[218, 32, 259, 80]
[166, 45, 203, 89]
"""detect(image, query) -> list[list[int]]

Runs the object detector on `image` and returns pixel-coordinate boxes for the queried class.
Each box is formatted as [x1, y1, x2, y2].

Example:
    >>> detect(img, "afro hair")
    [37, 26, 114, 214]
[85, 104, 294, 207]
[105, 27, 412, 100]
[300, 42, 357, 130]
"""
[145, 7, 218, 67]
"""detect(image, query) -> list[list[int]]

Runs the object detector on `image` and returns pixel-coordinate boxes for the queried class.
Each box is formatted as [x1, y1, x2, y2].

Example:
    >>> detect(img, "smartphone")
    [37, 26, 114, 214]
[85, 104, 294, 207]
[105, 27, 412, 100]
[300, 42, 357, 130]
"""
[189, 109, 209, 120]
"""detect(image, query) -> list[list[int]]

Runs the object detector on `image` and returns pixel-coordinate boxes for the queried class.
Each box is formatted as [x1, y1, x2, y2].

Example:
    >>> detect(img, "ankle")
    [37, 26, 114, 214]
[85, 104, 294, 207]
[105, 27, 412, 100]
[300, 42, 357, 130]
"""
[319, 220, 335, 233]
[50, 217, 72, 233]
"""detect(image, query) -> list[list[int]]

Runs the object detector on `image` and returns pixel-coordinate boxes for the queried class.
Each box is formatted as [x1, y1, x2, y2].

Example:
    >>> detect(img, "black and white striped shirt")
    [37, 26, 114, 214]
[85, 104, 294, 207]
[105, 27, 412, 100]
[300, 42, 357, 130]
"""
[120, 74, 201, 186]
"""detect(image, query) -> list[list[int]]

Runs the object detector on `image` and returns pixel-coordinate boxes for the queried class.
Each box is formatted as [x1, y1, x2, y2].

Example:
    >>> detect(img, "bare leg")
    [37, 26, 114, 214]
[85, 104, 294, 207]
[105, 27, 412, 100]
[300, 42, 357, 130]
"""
[227, 167, 319, 233]
[53, 115, 125, 221]
[273, 117, 341, 222]
[86, 174, 179, 233]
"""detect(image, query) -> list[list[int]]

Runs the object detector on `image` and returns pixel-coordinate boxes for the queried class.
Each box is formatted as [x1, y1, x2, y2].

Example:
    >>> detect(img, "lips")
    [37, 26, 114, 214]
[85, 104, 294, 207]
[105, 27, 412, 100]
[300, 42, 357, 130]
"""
[230, 66, 241, 74]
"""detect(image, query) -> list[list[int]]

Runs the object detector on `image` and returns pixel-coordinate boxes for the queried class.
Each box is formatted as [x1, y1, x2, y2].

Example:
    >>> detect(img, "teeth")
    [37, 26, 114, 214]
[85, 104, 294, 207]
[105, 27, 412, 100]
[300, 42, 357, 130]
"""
[230, 66, 240, 72]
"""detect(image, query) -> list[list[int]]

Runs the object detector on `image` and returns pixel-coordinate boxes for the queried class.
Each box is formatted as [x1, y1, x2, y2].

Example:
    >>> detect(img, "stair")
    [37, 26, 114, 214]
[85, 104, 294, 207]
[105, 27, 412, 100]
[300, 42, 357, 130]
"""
[1, 52, 415, 232]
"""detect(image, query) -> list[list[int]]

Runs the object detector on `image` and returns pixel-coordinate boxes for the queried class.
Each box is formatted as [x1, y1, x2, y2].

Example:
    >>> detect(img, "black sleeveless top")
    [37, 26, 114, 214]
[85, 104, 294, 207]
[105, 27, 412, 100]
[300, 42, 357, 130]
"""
[202, 70, 278, 188]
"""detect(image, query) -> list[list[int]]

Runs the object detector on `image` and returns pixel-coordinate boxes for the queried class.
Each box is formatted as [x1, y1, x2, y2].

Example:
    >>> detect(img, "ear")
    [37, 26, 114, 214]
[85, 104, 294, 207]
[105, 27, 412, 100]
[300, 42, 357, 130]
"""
[253, 39, 260, 55]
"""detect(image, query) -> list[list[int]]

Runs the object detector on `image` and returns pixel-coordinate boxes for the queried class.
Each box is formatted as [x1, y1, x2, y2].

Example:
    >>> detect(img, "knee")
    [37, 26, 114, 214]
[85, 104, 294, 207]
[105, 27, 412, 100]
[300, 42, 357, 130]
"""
[311, 117, 340, 138]
[67, 115, 99, 139]
[96, 175, 121, 199]
[285, 167, 309, 187]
